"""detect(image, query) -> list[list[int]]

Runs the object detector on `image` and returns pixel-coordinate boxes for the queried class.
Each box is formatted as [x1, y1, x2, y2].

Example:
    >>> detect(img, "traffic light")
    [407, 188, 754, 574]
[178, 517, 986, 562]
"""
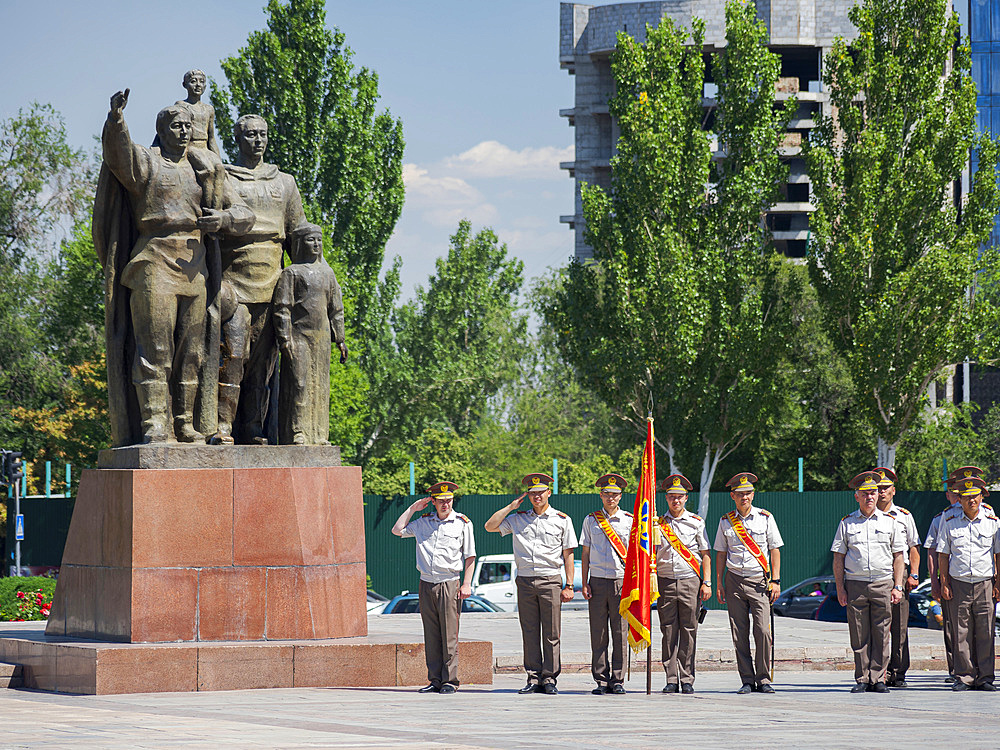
[5, 451, 22, 483]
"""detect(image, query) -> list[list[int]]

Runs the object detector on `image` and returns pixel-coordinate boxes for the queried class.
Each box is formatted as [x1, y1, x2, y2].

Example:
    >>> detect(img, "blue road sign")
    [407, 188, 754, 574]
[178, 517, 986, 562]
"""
[14, 514, 24, 541]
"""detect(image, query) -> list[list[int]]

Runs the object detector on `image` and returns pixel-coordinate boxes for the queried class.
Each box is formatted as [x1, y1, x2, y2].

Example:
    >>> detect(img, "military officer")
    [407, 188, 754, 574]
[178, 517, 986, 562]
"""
[580, 473, 632, 695]
[872, 467, 920, 688]
[924, 474, 966, 682]
[485, 473, 578, 695]
[391, 481, 476, 694]
[936, 476, 1000, 691]
[714, 472, 783, 694]
[655, 474, 711, 694]
[832, 471, 906, 693]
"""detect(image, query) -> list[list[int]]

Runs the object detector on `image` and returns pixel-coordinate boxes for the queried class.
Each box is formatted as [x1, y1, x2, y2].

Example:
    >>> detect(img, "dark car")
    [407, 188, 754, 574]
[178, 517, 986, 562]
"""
[813, 590, 931, 629]
[375, 592, 504, 614]
[773, 576, 838, 619]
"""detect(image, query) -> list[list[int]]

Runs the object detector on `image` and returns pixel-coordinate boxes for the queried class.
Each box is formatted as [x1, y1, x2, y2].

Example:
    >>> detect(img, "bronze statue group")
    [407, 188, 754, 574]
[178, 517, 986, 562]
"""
[394, 465, 997, 694]
[95, 70, 346, 450]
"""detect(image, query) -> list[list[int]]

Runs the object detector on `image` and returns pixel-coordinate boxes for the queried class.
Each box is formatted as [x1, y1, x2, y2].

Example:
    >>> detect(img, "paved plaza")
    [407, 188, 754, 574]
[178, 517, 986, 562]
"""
[1, 611, 998, 748]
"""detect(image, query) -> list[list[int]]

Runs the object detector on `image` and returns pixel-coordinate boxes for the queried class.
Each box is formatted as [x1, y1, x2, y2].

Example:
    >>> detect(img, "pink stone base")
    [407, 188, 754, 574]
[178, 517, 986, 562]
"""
[46, 465, 367, 643]
[0, 629, 493, 695]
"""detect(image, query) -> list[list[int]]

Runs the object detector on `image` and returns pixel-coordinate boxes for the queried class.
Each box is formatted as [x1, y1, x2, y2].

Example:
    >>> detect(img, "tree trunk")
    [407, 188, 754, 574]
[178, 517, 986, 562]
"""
[697, 444, 724, 518]
[666, 438, 679, 475]
[876, 437, 896, 471]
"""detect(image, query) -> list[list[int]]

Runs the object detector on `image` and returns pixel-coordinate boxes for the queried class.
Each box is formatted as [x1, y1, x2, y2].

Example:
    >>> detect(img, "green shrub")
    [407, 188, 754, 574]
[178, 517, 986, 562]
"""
[0, 576, 57, 621]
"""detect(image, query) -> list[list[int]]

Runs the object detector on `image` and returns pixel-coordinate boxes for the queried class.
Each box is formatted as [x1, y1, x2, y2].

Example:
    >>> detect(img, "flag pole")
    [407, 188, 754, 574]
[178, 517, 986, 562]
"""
[646, 408, 653, 696]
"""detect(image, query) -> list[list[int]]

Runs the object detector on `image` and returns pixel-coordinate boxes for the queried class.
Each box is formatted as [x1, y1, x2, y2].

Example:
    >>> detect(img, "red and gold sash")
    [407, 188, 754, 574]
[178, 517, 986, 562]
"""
[726, 511, 770, 577]
[593, 510, 628, 563]
[656, 517, 701, 577]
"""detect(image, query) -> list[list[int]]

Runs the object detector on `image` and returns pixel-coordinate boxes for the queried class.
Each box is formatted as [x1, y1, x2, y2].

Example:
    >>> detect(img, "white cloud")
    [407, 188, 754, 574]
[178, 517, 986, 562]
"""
[443, 140, 573, 179]
[401, 164, 497, 227]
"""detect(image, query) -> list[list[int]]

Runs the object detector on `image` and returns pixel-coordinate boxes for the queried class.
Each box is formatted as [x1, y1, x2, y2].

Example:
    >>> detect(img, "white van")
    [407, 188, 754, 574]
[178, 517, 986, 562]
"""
[472, 554, 586, 612]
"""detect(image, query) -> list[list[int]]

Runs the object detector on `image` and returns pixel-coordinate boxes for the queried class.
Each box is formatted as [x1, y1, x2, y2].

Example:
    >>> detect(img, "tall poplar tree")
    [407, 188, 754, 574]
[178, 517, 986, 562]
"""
[805, 0, 1000, 468]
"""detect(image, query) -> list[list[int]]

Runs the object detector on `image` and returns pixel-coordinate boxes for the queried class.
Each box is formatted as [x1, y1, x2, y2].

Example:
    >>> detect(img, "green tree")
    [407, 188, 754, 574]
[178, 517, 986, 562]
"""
[209, 0, 404, 318]
[542, 2, 797, 515]
[805, 0, 1000, 469]
[357, 221, 527, 465]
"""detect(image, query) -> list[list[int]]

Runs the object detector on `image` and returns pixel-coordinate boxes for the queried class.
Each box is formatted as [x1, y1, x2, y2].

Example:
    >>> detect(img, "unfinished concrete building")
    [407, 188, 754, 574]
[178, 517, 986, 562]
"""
[558, 1, 858, 261]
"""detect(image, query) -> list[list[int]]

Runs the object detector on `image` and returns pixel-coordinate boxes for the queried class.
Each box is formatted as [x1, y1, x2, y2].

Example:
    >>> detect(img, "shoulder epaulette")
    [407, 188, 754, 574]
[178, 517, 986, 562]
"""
[944, 509, 962, 521]
[555, 510, 569, 519]
[456, 513, 471, 523]
[516, 510, 528, 515]
[932, 509, 945, 519]
[985, 503, 995, 512]
[623, 510, 633, 517]
[986, 513, 998, 522]
[422, 513, 434, 518]
[896, 507, 911, 516]
[758, 509, 772, 517]
[690, 514, 703, 521]
[841, 513, 851, 521]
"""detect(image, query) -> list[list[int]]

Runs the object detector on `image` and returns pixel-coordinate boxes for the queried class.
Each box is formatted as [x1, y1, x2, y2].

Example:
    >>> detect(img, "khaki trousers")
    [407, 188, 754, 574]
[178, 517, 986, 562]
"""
[657, 575, 701, 686]
[942, 595, 955, 675]
[587, 576, 626, 687]
[951, 579, 995, 687]
[516, 575, 563, 685]
[418, 579, 460, 686]
[724, 570, 772, 686]
[888, 589, 910, 680]
[845, 578, 892, 684]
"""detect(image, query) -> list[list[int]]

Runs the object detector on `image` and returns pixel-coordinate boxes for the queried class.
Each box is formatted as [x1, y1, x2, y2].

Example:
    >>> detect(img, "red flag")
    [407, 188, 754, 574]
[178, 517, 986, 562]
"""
[619, 417, 658, 652]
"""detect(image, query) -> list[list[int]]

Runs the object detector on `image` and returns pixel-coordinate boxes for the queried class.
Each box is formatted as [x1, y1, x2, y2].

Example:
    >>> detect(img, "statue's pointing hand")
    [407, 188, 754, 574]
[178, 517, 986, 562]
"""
[110, 89, 130, 117]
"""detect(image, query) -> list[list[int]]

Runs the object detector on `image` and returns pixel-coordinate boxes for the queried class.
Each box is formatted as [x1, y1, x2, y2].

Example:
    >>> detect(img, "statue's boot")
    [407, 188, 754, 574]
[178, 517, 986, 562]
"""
[209, 383, 239, 445]
[136, 381, 169, 444]
[174, 381, 205, 443]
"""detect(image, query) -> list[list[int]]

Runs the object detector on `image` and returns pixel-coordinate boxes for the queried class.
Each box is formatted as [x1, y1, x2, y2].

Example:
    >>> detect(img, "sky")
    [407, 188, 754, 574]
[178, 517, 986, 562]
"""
[0, 0, 577, 301]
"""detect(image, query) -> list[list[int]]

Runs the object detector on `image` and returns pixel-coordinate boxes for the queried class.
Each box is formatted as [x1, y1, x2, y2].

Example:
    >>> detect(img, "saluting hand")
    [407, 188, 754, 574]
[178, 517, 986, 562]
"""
[510, 492, 526, 510]
[411, 496, 431, 512]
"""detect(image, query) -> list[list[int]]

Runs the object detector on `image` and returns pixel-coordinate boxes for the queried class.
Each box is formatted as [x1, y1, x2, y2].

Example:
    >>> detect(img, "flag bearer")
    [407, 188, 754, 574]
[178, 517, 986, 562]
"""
[655, 474, 711, 694]
[580, 473, 632, 695]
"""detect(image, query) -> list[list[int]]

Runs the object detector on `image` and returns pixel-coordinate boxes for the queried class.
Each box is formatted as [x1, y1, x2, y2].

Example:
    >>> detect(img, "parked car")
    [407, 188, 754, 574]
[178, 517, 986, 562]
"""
[366, 589, 389, 613]
[373, 592, 504, 615]
[472, 554, 586, 612]
[813, 590, 931, 628]
[773, 576, 837, 619]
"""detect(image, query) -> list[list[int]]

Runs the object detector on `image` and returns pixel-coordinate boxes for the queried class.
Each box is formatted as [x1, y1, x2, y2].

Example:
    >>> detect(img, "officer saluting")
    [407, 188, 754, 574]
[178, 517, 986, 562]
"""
[484, 473, 578, 695]
[655, 474, 711, 694]
[872, 467, 920, 688]
[936, 476, 1000, 691]
[831, 471, 905, 693]
[580, 473, 632, 695]
[714, 472, 783, 694]
[391, 481, 476, 694]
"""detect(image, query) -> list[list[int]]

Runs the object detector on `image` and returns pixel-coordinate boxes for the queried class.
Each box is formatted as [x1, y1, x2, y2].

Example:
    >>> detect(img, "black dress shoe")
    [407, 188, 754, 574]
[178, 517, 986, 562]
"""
[681, 683, 694, 694]
[757, 684, 775, 694]
[737, 683, 754, 694]
[439, 684, 457, 694]
[952, 681, 970, 692]
[977, 683, 997, 691]
[610, 683, 626, 694]
[662, 683, 679, 694]
[884, 677, 896, 687]
[518, 682, 538, 694]
[893, 678, 908, 688]
[541, 683, 558, 695]
[945, 675, 957, 684]
[850, 683, 867, 693]
[872, 682, 889, 693]
[591, 685, 607, 695]
[418, 684, 440, 693]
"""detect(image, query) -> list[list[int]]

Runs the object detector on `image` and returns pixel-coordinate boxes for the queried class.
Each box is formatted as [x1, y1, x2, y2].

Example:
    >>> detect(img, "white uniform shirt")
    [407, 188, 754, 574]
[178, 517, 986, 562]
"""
[936, 507, 1000, 583]
[400, 510, 476, 583]
[924, 504, 959, 551]
[831, 509, 906, 582]
[498, 506, 578, 576]
[656, 510, 710, 580]
[714, 507, 783, 577]
[579, 509, 632, 579]
[884, 503, 921, 549]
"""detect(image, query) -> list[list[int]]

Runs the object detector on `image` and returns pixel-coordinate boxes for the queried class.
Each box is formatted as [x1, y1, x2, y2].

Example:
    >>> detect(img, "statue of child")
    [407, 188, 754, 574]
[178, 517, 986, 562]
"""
[272, 223, 348, 445]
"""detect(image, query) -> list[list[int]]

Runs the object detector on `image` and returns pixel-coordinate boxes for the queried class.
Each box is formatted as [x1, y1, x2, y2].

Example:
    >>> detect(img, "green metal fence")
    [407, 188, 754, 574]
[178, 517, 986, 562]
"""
[364, 491, 949, 606]
[4, 496, 76, 573]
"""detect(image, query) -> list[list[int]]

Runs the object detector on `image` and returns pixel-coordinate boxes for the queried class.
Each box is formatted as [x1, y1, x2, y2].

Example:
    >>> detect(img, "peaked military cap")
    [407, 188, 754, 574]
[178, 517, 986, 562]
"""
[871, 467, 896, 487]
[849, 471, 880, 491]
[428, 481, 458, 500]
[726, 472, 758, 492]
[662, 474, 694, 494]
[523, 473, 554, 492]
[948, 465, 986, 483]
[956, 476, 987, 498]
[595, 473, 627, 493]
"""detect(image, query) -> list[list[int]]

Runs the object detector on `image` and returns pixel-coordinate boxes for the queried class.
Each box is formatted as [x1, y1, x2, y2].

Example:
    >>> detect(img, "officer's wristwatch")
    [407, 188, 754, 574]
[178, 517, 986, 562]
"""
[893, 584, 903, 591]
[562, 584, 573, 590]
[908, 573, 919, 581]
[770, 579, 780, 585]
